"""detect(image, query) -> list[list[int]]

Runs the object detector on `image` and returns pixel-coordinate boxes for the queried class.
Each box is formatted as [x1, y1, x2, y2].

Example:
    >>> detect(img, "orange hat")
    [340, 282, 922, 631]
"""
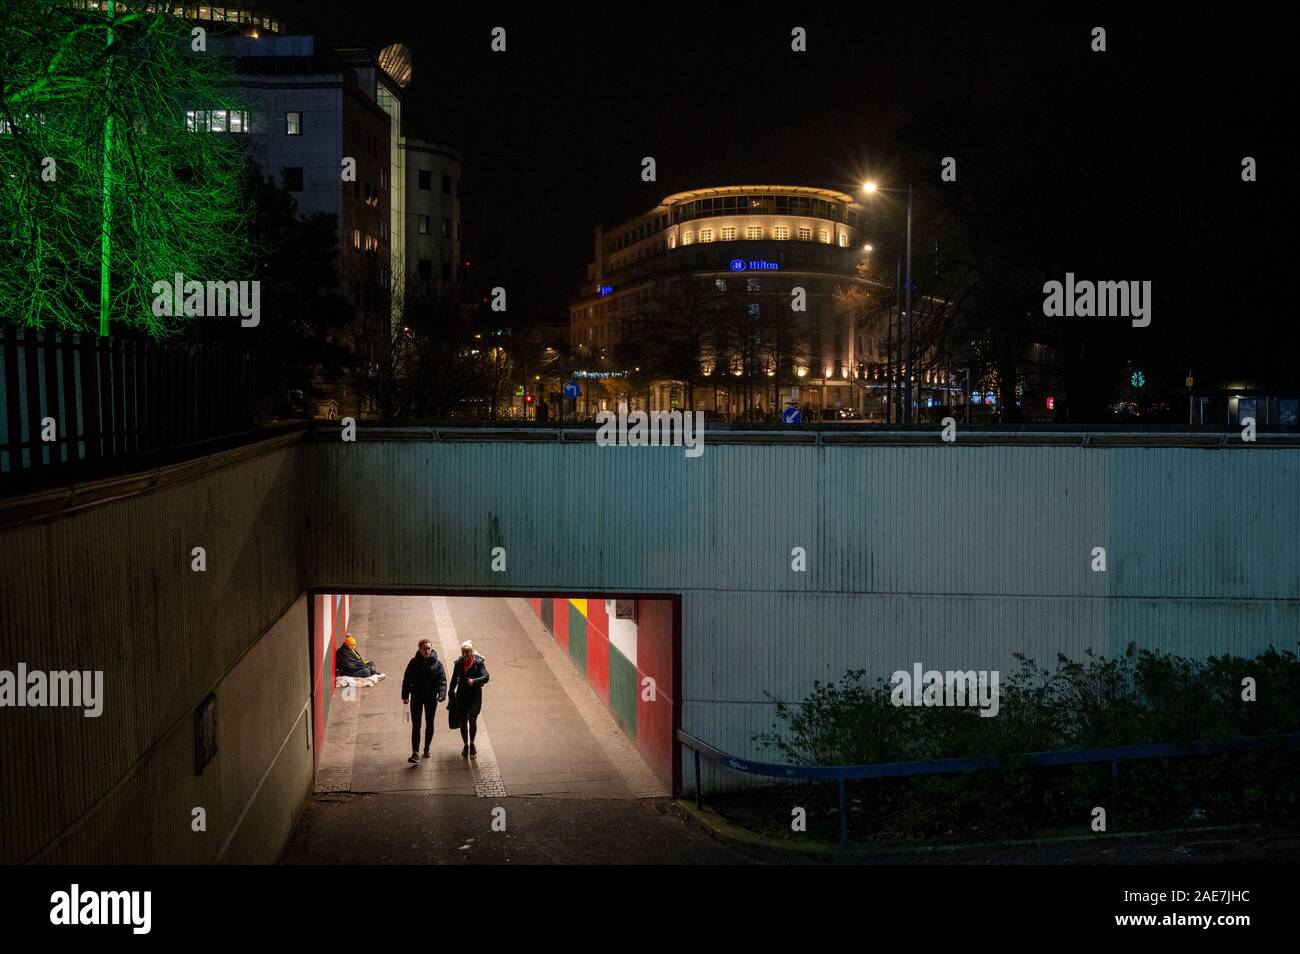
[344, 635, 357, 647]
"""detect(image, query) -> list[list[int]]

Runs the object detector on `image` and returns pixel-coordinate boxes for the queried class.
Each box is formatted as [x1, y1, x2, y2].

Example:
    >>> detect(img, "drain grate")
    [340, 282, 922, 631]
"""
[314, 791, 354, 802]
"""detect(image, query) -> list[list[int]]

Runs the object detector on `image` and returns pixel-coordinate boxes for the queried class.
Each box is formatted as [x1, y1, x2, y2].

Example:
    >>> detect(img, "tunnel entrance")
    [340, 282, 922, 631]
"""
[307, 593, 679, 800]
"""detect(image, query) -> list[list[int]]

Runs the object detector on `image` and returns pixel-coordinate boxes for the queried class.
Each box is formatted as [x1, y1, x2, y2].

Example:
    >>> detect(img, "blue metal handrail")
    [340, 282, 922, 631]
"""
[677, 729, 1300, 846]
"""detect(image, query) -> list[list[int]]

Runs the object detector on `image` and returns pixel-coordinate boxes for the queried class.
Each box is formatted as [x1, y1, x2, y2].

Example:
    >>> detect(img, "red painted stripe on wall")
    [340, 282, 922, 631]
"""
[635, 599, 675, 790]
[586, 599, 610, 701]
[586, 597, 608, 639]
[587, 600, 611, 707]
[552, 597, 569, 649]
[311, 595, 327, 765]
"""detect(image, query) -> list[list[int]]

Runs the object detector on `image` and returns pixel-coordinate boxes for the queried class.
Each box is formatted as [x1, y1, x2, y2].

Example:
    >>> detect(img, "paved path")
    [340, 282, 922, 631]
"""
[292, 595, 742, 863]
[314, 595, 666, 799]
[282, 793, 749, 864]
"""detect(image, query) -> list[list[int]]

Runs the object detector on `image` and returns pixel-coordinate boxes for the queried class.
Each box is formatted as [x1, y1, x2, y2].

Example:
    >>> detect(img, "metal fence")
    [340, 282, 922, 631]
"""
[0, 326, 255, 476]
[678, 729, 1300, 845]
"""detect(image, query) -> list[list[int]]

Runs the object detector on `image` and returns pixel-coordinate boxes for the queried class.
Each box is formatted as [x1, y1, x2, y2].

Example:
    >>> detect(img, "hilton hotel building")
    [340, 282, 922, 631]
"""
[570, 186, 880, 416]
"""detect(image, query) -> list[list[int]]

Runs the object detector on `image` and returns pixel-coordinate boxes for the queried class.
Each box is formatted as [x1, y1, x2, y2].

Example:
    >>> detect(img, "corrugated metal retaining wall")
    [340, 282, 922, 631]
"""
[0, 443, 308, 863]
[303, 437, 1300, 792]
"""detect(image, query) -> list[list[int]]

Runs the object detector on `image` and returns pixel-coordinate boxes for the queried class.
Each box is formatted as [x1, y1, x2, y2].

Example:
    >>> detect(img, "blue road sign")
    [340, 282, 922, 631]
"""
[782, 406, 803, 424]
[563, 381, 580, 399]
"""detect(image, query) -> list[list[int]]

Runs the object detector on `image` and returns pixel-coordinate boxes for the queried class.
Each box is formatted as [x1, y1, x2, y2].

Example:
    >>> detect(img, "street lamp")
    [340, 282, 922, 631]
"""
[862, 180, 915, 424]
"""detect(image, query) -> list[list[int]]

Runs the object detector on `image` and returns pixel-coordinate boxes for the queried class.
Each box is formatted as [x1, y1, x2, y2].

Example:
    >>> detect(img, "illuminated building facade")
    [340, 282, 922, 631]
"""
[571, 186, 878, 417]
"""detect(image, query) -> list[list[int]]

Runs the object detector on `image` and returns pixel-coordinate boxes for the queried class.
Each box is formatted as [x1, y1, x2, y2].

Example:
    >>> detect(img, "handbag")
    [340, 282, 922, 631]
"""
[447, 693, 461, 730]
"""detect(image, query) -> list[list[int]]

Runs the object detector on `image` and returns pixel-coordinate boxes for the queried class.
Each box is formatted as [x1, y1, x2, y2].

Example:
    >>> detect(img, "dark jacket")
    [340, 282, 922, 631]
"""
[449, 654, 489, 719]
[401, 650, 447, 700]
[335, 644, 374, 677]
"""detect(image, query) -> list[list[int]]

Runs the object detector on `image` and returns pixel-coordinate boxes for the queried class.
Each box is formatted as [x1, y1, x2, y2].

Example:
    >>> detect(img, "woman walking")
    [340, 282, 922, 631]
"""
[448, 640, 489, 757]
[400, 638, 446, 764]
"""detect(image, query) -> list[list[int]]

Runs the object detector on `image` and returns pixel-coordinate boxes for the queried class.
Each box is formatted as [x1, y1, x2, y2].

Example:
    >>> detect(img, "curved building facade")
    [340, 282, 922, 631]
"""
[571, 186, 874, 418]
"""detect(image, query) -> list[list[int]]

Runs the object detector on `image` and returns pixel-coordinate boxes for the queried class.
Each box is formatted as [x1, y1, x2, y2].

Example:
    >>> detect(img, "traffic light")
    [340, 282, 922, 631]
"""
[524, 393, 535, 405]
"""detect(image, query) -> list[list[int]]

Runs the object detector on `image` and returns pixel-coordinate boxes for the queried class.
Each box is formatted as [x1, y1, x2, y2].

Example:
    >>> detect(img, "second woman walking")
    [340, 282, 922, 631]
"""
[448, 639, 489, 757]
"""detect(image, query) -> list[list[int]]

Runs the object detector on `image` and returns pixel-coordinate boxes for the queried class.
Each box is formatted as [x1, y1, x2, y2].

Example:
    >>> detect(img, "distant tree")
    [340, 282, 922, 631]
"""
[403, 275, 479, 420]
[616, 276, 724, 412]
[341, 251, 406, 419]
[186, 168, 354, 418]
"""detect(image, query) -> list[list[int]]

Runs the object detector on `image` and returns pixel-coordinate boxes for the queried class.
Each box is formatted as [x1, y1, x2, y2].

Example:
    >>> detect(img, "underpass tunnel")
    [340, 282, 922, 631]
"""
[309, 594, 679, 801]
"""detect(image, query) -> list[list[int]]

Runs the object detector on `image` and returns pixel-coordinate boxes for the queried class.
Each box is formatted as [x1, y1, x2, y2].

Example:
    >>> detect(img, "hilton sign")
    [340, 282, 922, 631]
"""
[729, 259, 780, 272]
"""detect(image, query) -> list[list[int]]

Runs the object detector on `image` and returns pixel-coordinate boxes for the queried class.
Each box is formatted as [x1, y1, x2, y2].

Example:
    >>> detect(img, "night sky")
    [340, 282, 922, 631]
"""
[276, 1, 1285, 338]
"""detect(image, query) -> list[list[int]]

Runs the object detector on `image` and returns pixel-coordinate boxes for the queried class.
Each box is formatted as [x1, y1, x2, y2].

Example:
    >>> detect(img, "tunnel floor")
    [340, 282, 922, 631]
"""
[314, 595, 667, 799]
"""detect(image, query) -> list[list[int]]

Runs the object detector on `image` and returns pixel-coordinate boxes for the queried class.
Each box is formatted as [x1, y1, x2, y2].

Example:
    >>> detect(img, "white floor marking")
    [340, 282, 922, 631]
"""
[430, 596, 507, 798]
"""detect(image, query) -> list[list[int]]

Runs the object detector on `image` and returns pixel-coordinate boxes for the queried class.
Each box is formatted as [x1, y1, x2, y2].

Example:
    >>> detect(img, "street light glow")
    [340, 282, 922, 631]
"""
[863, 244, 874, 252]
[862, 181, 878, 193]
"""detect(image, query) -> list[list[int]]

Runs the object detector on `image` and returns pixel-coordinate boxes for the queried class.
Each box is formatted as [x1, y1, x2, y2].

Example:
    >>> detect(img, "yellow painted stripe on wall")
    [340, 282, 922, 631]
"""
[570, 598, 588, 618]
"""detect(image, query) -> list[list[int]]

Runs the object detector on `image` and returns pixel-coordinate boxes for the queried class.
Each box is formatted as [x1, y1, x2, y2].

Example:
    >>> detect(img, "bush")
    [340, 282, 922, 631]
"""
[739, 644, 1300, 840]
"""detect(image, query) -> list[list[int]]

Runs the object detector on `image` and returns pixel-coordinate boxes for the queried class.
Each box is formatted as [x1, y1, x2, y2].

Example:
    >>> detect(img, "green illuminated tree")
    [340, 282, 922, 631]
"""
[0, 0, 251, 335]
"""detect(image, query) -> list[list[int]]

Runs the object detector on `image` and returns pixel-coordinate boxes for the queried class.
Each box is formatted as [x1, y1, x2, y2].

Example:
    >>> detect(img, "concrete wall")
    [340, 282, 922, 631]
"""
[6, 429, 1297, 853]
[303, 436, 1300, 792]
[0, 440, 308, 863]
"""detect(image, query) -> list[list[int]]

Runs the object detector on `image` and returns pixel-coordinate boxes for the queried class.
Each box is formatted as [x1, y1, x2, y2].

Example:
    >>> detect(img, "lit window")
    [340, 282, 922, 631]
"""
[747, 278, 760, 292]
[819, 228, 830, 243]
[746, 226, 763, 240]
[227, 110, 245, 133]
[721, 227, 736, 240]
[798, 227, 811, 240]
[682, 231, 694, 245]
[352, 229, 361, 249]
[668, 234, 676, 249]
[442, 218, 452, 238]
[418, 215, 430, 234]
[210, 109, 227, 132]
[699, 228, 713, 242]
[839, 233, 848, 247]
[285, 111, 302, 135]
[773, 226, 789, 240]
[715, 279, 727, 291]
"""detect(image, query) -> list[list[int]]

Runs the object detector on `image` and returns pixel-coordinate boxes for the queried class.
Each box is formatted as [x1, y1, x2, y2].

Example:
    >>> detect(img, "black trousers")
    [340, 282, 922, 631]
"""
[410, 696, 436, 751]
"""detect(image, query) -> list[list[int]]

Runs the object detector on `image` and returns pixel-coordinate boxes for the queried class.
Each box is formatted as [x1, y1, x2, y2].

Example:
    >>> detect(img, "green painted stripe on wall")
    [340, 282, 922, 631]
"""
[609, 644, 637, 739]
[568, 601, 587, 672]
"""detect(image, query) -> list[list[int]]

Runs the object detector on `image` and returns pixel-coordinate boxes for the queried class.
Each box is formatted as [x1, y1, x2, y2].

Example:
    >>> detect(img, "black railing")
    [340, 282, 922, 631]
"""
[678, 729, 1300, 846]
[1, 327, 255, 477]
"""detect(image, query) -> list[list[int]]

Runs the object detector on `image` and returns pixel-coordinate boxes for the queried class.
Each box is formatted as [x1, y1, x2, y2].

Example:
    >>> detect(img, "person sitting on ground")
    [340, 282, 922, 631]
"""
[335, 635, 383, 679]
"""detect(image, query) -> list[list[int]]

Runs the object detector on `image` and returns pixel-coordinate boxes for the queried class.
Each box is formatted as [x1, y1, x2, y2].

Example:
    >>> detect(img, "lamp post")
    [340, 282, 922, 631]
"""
[863, 181, 914, 423]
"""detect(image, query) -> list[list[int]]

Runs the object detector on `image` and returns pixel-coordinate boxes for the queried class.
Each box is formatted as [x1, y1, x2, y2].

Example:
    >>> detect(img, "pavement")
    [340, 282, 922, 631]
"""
[287, 594, 747, 864]
[282, 793, 749, 864]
